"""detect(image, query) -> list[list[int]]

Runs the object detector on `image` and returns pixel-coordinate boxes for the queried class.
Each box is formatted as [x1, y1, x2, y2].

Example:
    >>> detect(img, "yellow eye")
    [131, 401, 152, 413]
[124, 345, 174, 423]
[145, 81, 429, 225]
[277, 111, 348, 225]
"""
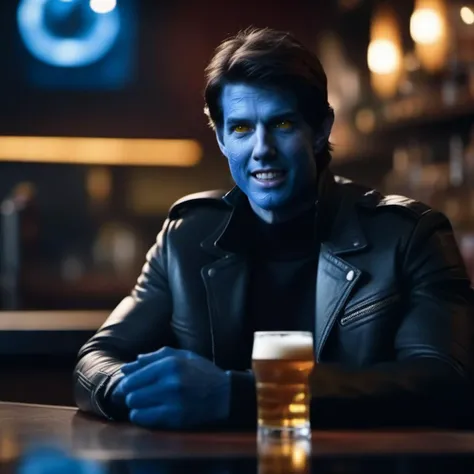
[233, 125, 251, 133]
[275, 120, 293, 130]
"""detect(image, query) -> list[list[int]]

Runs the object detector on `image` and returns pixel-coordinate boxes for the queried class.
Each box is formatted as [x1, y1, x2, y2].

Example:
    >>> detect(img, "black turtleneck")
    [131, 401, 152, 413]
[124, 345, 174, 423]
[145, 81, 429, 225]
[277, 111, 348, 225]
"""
[238, 200, 319, 366]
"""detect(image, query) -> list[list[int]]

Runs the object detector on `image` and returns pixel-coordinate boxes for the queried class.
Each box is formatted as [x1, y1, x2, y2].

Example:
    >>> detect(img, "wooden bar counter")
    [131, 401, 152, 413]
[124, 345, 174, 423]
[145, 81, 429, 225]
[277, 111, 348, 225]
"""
[0, 402, 474, 473]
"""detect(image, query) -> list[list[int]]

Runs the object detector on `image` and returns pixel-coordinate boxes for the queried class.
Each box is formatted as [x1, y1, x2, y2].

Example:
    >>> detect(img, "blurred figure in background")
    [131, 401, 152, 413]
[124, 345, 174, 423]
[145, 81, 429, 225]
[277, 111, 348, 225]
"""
[74, 28, 474, 430]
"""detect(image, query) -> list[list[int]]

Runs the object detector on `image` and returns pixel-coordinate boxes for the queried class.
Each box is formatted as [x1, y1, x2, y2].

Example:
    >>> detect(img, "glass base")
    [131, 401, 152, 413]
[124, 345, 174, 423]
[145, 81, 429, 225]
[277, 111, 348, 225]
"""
[258, 424, 311, 440]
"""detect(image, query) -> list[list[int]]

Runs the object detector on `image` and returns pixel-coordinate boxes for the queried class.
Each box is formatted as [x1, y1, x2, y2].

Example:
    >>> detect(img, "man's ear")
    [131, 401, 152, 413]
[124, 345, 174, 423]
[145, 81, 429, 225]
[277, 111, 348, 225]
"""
[313, 108, 335, 153]
[215, 127, 227, 157]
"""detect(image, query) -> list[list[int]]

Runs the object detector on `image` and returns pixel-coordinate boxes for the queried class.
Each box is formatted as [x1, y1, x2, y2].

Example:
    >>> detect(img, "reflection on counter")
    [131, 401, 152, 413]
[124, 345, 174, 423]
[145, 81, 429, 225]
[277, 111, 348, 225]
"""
[258, 438, 311, 474]
[17, 446, 105, 474]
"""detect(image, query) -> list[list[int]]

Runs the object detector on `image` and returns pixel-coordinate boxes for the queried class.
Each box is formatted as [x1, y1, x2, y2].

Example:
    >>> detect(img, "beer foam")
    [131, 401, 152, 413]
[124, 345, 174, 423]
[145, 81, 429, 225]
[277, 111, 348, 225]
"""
[252, 334, 314, 360]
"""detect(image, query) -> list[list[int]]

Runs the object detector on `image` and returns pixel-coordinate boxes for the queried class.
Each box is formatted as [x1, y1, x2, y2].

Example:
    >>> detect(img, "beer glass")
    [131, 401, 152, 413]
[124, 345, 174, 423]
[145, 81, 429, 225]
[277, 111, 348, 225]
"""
[252, 331, 314, 439]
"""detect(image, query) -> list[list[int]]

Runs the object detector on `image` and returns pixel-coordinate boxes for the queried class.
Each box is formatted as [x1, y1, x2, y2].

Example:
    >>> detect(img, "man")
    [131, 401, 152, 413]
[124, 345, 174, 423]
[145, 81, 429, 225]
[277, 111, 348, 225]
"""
[74, 28, 474, 429]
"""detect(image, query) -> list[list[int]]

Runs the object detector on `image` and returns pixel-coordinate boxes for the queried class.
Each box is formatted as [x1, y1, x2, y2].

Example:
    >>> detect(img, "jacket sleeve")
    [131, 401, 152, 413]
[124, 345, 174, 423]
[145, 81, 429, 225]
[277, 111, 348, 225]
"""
[225, 212, 474, 430]
[73, 219, 174, 420]
[310, 210, 474, 428]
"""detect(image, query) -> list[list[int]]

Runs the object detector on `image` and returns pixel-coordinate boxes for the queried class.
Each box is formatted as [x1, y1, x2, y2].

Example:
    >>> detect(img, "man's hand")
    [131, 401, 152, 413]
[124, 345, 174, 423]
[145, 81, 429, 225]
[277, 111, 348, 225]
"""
[112, 347, 230, 429]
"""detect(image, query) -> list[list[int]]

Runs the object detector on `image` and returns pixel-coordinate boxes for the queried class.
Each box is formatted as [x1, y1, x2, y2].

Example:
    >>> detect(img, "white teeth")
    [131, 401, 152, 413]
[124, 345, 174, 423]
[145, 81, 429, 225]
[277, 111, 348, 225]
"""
[255, 171, 283, 180]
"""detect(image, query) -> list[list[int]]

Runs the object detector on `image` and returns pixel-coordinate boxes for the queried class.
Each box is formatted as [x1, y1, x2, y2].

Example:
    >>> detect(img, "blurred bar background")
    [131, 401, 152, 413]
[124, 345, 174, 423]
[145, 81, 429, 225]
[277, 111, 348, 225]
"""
[0, 0, 472, 405]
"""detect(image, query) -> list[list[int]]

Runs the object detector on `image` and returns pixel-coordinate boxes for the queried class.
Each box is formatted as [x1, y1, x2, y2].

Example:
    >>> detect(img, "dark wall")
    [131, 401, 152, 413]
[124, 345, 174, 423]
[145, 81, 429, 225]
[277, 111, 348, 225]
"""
[0, 1, 334, 151]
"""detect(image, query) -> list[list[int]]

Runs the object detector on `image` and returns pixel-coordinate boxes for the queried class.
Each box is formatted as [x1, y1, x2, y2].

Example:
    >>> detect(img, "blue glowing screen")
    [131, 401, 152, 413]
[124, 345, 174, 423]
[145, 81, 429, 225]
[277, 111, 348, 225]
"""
[16, 0, 135, 89]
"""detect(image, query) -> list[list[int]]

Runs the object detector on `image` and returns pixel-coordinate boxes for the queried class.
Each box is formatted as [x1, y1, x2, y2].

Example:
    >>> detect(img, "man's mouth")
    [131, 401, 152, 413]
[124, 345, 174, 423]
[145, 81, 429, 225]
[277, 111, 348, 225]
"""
[251, 169, 287, 181]
[250, 169, 287, 188]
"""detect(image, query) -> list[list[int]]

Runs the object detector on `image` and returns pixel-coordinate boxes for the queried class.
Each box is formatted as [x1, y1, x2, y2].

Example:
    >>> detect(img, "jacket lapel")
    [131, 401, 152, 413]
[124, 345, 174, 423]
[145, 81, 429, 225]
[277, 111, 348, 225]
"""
[200, 203, 251, 369]
[314, 175, 368, 360]
[201, 255, 250, 368]
[315, 247, 361, 360]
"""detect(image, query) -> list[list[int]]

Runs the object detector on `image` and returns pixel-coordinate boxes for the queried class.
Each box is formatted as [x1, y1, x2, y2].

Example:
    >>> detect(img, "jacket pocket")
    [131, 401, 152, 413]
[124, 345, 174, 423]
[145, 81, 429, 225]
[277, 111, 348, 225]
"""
[340, 293, 401, 327]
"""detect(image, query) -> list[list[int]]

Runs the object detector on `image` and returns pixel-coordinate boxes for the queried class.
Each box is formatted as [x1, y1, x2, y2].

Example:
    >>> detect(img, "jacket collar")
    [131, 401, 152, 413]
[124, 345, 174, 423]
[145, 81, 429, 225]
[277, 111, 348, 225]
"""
[200, 170, 368, 257]
[318, 173, 368, 255]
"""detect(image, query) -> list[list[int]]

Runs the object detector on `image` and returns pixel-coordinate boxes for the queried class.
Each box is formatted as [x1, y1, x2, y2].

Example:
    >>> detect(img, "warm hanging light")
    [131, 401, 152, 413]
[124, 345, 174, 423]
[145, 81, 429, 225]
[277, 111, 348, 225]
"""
[410, 0, 449, 72]
[367, 4, 403, 98]
[460, 6, 474, 25]
[411, 8, 443, 44]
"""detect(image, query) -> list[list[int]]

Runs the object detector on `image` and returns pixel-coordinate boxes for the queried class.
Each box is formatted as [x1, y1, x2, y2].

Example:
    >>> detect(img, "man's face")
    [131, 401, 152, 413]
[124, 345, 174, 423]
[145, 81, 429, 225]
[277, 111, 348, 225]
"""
[217, 83, 318, 211]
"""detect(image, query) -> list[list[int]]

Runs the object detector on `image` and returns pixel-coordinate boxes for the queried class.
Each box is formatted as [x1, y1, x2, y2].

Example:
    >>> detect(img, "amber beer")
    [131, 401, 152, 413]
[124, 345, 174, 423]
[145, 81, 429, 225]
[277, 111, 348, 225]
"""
[252, 331, 314, 438]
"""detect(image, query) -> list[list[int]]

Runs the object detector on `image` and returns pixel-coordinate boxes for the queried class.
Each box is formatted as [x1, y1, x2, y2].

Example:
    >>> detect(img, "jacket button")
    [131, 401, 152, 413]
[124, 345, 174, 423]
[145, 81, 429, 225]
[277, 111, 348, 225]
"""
[208, 268, 216, 277]
[346, 270, 355, 281]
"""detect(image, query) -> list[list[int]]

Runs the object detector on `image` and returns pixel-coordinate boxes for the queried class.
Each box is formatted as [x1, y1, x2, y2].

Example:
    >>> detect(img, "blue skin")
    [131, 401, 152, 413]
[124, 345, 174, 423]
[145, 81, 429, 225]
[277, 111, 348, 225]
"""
[216, 82, 331, 223]
[112, 82, 333, 429]
[112, 348, 230, 429]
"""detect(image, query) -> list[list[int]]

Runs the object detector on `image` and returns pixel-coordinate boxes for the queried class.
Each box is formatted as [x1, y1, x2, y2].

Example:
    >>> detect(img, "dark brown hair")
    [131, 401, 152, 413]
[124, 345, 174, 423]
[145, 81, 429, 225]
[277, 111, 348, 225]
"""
[204, 27, 333, 166]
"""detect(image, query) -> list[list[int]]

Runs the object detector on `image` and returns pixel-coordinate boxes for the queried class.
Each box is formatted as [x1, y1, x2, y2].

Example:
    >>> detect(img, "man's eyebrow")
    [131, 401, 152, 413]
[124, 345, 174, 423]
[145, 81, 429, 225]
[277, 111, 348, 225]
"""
[226, 117, 251, 124]
[267, 112, 299, 122]
[226, 112, 298, 124]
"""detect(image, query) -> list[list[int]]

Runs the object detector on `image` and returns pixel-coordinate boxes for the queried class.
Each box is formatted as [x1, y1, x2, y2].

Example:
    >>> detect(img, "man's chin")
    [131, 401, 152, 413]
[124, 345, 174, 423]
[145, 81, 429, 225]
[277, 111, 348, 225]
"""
[248, 193, 291, 212]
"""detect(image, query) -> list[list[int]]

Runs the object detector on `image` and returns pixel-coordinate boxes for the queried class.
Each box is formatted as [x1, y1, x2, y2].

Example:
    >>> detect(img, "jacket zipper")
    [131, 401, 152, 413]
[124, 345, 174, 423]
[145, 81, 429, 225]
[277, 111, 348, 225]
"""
[340, 294, 400, 326]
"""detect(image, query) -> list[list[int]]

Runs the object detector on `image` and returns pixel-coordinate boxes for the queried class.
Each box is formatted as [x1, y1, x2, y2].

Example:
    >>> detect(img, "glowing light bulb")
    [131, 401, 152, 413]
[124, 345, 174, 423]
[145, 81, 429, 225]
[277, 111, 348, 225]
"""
[89, 0, 117, 14]
[367, 39, 400, 75]
[410, 8, 443, 44]
[460, 6, 474, 25]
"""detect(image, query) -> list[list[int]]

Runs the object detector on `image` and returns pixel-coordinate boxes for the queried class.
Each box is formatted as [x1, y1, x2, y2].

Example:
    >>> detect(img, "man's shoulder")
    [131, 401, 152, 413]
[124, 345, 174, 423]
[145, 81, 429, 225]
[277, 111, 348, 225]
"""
[335, 175, 433, 220]
[168, 190, 230, 220]
[368, 193, 432, 218]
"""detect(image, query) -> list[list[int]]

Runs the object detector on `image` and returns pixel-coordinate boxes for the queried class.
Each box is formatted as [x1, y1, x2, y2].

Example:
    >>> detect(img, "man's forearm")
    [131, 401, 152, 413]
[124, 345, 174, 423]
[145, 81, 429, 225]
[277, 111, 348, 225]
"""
[74, 351, 129, 421]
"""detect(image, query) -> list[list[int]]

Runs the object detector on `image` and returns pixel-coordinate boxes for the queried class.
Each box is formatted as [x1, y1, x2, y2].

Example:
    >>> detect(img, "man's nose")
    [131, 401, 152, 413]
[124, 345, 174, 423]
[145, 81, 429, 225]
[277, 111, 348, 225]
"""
[252, 126, 276, 161]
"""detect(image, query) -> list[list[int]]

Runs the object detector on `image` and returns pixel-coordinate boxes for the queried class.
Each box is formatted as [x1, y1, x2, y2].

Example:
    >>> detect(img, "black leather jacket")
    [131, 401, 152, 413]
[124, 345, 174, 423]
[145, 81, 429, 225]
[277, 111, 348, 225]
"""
[74, 172, 474, 428]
